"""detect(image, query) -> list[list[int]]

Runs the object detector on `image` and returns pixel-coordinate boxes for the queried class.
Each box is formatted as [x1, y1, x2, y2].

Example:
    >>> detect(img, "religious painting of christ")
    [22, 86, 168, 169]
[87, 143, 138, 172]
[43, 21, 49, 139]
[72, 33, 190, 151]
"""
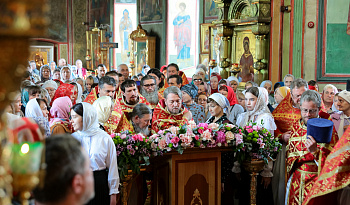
[173, 2, 192, 60]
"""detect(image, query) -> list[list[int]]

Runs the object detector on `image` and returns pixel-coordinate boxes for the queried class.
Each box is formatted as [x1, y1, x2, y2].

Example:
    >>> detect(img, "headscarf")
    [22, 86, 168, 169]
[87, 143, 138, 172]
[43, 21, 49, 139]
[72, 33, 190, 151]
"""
[60, 66, 73, 82]
[274, 81, 284, 91]
[25, 98, 50, 137]
[50, 83, 76, 106]
[195, 68, 206, 77]
[238, 87, 272, 127]
[72, 102, 109, 139]
[336, 91, 350, 137]
[227, 76, 239, 86]
[260, 80, 273, 88]
[10, 117, 44, 143]
[92, 96, 114, 125]
[142, 65, 151, 76]
[42, 80, 58, 90]
[277, 86, 290, 99]
[221, 85, 237, 106]
[208, 93, 230, 115]
[40, 88, 51, 105]
[39, 65, 52, 82]
[75, 83, 83, 103]
[181, 84, 198, 99]
[21, 89, 29, 107]
[49, 96, 72, 127]
[210, 73, 222, 93]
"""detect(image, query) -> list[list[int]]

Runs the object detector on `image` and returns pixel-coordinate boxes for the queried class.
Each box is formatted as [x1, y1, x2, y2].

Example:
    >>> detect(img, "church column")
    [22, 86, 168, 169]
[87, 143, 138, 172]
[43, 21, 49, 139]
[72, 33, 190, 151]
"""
[291, 0, 304, 78]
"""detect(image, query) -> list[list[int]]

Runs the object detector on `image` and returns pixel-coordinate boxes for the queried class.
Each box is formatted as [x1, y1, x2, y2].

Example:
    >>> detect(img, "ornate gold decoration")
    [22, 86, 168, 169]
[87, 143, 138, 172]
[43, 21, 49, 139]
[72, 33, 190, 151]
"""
[243, 160, 266, 205]
[130, 24, 147, 40]
[92, 20, 99, 32]
[190, 188, 203, 205]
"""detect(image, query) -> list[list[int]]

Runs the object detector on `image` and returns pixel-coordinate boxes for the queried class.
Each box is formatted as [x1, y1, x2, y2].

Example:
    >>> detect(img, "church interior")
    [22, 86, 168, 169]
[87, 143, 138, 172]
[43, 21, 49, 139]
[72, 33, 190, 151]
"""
[0, 0, 350, 204]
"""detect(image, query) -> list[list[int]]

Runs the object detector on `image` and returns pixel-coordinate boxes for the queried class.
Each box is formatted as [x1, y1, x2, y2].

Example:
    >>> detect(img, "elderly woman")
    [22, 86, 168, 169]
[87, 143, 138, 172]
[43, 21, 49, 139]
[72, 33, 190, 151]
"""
[42, 80, 58, 101]
[39, 65, 52, 83]
[273, 86, 290, 108]
[71, 102, 119, 205]
[227, 76, 239, 93]
[181, 84, 205, 124]
[25, 98, 50, 137]
[210, 72, 221, 94]
[92, 96, 114, 131]
[205, 93, 235, 204]
[50, 96, 73, 134]
[260, 80, 274, 105]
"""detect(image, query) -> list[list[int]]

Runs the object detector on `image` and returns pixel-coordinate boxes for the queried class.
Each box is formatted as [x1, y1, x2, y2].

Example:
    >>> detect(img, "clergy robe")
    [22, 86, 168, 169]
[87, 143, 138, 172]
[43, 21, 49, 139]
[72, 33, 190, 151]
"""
[302, 126, 350, 205]
[163, 70, 190, 88]
[285, 118, 338, 205]
[151, 99, 190, 133]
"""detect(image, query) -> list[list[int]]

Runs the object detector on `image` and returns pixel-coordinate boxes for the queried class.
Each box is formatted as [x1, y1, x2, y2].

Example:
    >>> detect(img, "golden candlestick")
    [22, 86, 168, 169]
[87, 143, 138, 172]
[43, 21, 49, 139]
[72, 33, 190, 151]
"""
[243, 159, 265, 205]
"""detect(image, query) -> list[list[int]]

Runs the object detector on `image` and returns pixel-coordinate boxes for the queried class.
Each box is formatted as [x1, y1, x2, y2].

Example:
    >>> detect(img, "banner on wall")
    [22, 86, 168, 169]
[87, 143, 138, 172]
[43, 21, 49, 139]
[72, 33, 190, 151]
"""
[167, 0, 198, 76]
[114, 2, 137, 69]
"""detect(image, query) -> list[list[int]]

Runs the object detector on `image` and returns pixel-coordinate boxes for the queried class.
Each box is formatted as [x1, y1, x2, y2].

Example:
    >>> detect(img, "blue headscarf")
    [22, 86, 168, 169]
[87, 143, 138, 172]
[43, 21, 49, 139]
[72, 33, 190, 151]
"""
[21, 89, 29, 107]
[181, 83, 198, 99]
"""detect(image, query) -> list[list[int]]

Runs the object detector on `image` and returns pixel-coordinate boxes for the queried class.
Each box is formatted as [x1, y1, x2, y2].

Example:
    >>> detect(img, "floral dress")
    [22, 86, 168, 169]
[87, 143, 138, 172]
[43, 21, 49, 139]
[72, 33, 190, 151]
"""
[184, 103, 206, 125]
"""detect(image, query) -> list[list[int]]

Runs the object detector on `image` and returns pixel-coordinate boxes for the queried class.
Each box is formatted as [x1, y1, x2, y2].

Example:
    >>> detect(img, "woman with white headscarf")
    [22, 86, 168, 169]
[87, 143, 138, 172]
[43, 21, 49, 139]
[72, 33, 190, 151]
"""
[71, 102, 119, 205]
[60, 66, 73, 83]
[227, 76, 239, 93]
[42, 80, 58, 101]
[92, 96, 114, 131]
[205, 93, 235, 204]
[25, 98, 50, 137]
[234, 86, 276, 204]
[70, 82, 83, 103]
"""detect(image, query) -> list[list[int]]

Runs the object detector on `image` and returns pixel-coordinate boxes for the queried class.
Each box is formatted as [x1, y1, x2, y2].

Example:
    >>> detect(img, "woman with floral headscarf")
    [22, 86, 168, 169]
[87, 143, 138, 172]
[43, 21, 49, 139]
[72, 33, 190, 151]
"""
[234, 86, 275, 205]
[181, 84, 205, 124]
[50, 83, 78, 106]
[50, 96, 73, 134]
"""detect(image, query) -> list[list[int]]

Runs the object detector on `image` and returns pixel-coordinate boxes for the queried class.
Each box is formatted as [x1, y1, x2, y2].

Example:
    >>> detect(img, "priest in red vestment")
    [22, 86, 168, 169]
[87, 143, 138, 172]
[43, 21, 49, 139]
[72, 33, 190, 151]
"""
[140, 75, 164, 109]
[116, 80, 151, 133]
[285, 90, 338, 205]
[163, 63, 189, 88]
[152, 86, 192, 133]
[303, 126, 350, 205]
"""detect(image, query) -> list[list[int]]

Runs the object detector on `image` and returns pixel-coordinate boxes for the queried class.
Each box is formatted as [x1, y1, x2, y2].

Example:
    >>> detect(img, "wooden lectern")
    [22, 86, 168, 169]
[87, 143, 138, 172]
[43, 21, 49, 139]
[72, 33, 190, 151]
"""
[152, 148, 232, 205]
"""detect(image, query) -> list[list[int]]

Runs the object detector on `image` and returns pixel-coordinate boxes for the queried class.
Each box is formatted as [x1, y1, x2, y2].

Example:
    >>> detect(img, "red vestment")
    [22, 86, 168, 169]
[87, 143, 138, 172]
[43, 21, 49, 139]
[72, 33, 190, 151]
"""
[285, 119, 338, 205]
[151, 99, 189, 133]
[164, 71, 189, 88]
[303, 126, 350, 205]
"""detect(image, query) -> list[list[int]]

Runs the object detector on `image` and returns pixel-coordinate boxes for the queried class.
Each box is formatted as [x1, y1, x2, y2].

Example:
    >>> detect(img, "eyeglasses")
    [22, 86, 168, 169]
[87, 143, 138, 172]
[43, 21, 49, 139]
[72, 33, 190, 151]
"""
[301, 108, 318, 114]
[193, 79, 202, 82]
[143, 83, 155, 87]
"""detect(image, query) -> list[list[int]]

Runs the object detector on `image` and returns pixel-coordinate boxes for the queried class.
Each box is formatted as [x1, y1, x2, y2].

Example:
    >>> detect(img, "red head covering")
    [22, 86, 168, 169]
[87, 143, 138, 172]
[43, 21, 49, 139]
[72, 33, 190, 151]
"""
[50, 83, 76, 106]
[221, 85, 238, 106]
[160, 65, 167, 73]
[308, 85, 317, 91]
[210, 73, 222, 94]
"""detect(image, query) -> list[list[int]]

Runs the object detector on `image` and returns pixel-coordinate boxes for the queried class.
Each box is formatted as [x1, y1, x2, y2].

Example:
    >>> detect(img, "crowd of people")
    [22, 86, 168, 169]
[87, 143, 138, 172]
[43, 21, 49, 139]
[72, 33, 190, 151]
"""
[8, 59, 350, 205]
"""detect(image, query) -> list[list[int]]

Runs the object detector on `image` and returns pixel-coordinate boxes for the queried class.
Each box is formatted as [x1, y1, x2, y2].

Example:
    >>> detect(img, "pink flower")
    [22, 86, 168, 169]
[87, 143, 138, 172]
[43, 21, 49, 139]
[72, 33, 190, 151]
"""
[216, 131, 226, 144]
[198, 123, 208, 130]
[257, 138, 263, 145]
[170, 136, 180, 144]
[226, 124, 235, 129]
[201, 130, 212, 141]
[180, 135, 192, 147]
[150, 134, 158, 140]
[169, 126, 180, 135]
[235, 134, 243, 146]
[225, 131, 235, 142]
[259, 143, 265, 148]
[273, 147, 278, 152]
[247, 128, 254, 133]
[208, 123, 219, 131]
[158, 130, 164, 135]
[198, 128, 204, 134]
[132, 134, 144, 141]
[253, 125, 260, 131]
[127, 145, 132, 150]
[186, 128, 194, 136]
[158, 139, 167, 150]
[120, 134, 127, 139]
[129, 149, 135, 155]
[195, 135, 199, 140]
[110, 133, 116, 138]
[151, 142, 157, 149]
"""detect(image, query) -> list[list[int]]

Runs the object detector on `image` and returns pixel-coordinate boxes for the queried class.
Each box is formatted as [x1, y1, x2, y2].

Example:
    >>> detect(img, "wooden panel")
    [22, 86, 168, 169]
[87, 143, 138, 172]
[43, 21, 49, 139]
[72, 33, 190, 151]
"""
[153, 157, 171, 205]
[171, 152, 221, 205]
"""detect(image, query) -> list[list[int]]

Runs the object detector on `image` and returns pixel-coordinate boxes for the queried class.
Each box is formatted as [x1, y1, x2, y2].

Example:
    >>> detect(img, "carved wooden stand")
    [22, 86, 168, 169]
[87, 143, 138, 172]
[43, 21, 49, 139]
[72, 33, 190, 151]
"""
[243, 160, 265, 205]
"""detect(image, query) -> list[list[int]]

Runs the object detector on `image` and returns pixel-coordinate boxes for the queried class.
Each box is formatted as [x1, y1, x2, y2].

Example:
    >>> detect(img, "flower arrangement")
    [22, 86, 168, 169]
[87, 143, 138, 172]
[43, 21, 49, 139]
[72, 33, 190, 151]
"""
[233, 122, 282, 164]
[111, 131, 151, 179]
[112, 120, 282, 178]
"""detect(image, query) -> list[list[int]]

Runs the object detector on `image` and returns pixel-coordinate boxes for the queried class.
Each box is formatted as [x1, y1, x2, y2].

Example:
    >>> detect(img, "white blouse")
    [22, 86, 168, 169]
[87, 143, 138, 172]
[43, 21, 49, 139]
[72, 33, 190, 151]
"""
[74, 133, 119, 195]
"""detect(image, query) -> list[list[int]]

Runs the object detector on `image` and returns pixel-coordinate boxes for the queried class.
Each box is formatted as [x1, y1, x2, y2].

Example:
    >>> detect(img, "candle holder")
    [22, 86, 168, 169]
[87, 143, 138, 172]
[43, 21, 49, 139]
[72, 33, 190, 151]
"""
[129, 61, 135, 76]
[208, 59, 217, 80]
[230, 63, 241, 77]
[243, 159, 265, 205]
[10, 142, 44, 205]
